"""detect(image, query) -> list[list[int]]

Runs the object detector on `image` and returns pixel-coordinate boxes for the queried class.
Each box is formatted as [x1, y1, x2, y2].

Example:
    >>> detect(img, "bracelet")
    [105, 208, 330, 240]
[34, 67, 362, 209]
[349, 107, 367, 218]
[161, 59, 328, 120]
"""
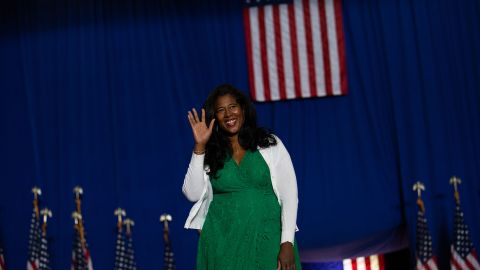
[193, 149, 206, 155]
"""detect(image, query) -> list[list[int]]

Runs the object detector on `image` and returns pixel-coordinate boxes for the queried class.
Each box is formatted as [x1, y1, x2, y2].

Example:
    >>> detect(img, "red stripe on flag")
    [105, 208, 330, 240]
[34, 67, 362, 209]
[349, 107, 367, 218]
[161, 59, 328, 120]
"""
[302, 0, 317, 97]
[287, 4, 302, 99]
[243, 9, 257, 101]
[365, 256, 371, 270]
[379, 255, 385, 270]
[258, 7, 272, 101]
[334, 0, 347, 94]
[352, 259, 358, 270]
[273, 5, 287, 100]
[318, 0, 333, 96]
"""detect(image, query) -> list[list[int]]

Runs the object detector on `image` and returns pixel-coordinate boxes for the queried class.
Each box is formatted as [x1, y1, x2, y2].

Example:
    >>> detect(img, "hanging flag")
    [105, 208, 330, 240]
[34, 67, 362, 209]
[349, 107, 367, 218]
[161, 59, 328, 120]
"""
[160, 214, 176, 270]
[124, 219, 137, 270]
[71, 212, 88, 270]
[449, 177, 480, 270]
[71, 187, 93, 270]
[342, 254, 384, 270]
[113, 208, 127, 270]
[413, 182, 439, 270]
[0, 245, 6, 270]
[243, 0, 347, 102]
[27, 187, 42, 270]
[38, 208, 52, 270]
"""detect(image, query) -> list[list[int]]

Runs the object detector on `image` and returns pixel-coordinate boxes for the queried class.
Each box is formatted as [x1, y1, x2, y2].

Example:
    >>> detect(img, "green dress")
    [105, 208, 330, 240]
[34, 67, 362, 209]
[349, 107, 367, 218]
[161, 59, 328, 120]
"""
[197, 150, 301, 270]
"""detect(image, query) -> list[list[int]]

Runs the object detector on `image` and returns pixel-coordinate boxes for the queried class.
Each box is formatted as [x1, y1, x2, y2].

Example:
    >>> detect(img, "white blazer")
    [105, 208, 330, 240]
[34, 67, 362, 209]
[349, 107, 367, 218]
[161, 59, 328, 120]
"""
[182, 135, 299, 244]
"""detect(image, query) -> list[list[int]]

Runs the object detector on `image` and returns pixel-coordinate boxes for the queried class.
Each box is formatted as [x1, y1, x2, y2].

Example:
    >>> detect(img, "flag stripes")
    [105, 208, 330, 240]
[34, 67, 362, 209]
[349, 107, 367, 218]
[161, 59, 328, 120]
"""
[244, 0, 347, 102]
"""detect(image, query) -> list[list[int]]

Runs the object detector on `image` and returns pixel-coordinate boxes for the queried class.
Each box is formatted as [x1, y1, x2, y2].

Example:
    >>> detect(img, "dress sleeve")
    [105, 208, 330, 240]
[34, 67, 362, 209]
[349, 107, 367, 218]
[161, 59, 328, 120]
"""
[182, 153, 206, 202]
[274, 138, 299, 244]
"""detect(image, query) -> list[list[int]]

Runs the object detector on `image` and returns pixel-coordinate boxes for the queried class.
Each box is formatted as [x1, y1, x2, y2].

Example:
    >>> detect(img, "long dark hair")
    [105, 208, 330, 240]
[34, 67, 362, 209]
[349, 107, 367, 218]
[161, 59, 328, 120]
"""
[203, 84, 276, 178]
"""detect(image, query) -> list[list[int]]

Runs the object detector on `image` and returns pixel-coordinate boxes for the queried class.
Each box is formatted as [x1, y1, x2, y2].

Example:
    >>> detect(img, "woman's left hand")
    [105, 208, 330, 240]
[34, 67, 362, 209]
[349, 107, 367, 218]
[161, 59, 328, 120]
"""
[277, 242, 296, 270]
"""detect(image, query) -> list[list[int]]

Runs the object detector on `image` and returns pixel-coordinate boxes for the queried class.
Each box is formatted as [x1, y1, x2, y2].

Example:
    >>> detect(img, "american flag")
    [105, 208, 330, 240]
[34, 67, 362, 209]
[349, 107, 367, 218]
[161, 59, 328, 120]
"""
[0, 245, 6, 270]
[124, 230, 137, 270]
[342, 254, 384, 270]
[114, 226, 127, 270]
[38, 226, 51, 270]
[415, 209, 439, 270]
[163, 239, 175, 270]
[27, 201, 41, 270]
[450, 203, 480, 270]
[71, 225, 87, 270]
[243, 0, 347, 102]
[71, 220, 93, 270]
[161, 214, 175, 270]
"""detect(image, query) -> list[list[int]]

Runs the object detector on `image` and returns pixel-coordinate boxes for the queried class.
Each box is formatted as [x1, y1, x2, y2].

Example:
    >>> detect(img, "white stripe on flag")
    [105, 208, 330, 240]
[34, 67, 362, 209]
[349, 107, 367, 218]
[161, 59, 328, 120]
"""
[343, 258, 353, 270]
[310, 0, 326, 96]
[249, 7, 265, 102]
[427, 258, 438, 270]
[357, 257, 366, 270]
[293, 0, 310, 98]
[265, 5, 280, 101]
[370, 255, 380, 270]
[280, 4, 295, 99]
[325, 0, 341, 95]
[467, 253, 480, 269]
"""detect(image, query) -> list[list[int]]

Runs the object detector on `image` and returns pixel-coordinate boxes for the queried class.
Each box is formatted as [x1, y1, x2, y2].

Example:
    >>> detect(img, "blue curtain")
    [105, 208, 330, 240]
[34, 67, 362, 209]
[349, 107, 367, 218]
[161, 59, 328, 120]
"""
[0, 0, 479, 269]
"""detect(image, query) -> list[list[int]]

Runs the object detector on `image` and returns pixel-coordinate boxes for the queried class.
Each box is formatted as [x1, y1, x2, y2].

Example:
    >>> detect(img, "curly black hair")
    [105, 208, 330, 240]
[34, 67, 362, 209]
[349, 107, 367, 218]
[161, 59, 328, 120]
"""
[203, 84, 277, 178]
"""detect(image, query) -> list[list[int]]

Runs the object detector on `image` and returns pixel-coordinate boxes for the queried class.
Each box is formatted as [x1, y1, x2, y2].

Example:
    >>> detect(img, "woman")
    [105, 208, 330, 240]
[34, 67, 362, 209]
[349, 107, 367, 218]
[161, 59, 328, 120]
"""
[183, 84, 301, 270]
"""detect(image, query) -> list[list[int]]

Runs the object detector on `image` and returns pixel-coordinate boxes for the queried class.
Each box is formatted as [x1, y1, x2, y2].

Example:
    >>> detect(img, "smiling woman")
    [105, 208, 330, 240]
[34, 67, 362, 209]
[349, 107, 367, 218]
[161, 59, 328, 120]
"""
[182, 84, 302, 270]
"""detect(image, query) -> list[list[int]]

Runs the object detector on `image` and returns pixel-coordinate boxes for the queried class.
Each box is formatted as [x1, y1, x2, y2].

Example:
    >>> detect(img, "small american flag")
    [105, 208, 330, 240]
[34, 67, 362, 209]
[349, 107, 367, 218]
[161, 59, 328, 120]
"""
[0, 245, 6, 270]
[38, 227, 51, 270]
[243, 0, 347, 102]
[415, 209, 439, 270]
[27, 201, 41, 270]
[71, 222, 93, 270]
[450, 203, 480, 270]
[124, 221, 137, 270]
[114, 226, 127, 270]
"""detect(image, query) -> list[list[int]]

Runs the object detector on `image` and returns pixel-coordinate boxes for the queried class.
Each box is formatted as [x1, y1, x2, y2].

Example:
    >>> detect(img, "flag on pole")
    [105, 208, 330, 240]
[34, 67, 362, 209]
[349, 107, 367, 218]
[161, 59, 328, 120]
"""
[38, 208, 52, 270]
[71, 212, 89, 270]
[413, 182, 439, 270]
[160, 214, 176, 270]
[114, 208, 127, 270]
[449, 176, 480, 270]
[243, 0, 347, 102]
[27, 187, 42, 270]
[71, 187, 93, 270]
[124, 219, 137, 270]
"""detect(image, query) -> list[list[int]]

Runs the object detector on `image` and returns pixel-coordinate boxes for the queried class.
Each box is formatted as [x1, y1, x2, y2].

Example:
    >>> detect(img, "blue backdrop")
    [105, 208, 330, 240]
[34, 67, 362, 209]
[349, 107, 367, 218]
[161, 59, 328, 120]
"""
[0, 0, 479, 269]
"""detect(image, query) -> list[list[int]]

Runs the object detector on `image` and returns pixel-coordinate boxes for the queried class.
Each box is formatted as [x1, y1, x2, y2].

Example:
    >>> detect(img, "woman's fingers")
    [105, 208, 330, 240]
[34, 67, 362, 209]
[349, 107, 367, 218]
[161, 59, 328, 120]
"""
[192, 108, 200, 123]
[188, 111, 195, 123]
[201, 108, 206, 123]
[208, 118, 215, 131]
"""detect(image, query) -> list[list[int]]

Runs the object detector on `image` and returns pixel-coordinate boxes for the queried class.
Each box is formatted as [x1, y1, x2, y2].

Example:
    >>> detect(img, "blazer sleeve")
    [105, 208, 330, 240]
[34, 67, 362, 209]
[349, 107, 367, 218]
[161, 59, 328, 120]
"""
[182, 153, 207, 202]
[274, 137, 299, 244]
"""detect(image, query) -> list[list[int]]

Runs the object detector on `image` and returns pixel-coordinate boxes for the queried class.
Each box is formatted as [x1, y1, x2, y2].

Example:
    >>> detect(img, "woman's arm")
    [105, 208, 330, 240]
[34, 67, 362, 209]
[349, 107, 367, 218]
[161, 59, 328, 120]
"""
[275, 138, 299, 244]
[182, 152, 206, 202]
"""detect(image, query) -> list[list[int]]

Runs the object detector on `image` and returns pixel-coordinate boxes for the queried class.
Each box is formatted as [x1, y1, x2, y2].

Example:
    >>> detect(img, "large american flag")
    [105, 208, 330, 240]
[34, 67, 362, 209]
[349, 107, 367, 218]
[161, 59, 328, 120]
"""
[243, 0, 347, 102]
[450, 203, 480, 270]
[416, 209, 439, 270]
[114, 226, 127, 270]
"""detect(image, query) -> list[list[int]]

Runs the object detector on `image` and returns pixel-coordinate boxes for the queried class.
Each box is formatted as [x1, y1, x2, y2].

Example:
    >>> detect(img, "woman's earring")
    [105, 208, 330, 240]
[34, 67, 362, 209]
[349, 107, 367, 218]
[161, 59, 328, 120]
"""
[215, 124, 219, 133]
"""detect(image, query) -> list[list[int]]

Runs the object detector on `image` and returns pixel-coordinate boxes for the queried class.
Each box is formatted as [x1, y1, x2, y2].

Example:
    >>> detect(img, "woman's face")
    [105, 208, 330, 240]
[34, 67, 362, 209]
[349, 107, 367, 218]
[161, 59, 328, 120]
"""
[214, 94, 244, 135]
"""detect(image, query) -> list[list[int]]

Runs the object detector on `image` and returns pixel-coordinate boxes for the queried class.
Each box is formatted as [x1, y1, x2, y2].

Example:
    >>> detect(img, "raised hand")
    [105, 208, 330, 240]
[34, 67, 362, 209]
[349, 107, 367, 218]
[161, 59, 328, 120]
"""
[187, 108, 215, 151]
